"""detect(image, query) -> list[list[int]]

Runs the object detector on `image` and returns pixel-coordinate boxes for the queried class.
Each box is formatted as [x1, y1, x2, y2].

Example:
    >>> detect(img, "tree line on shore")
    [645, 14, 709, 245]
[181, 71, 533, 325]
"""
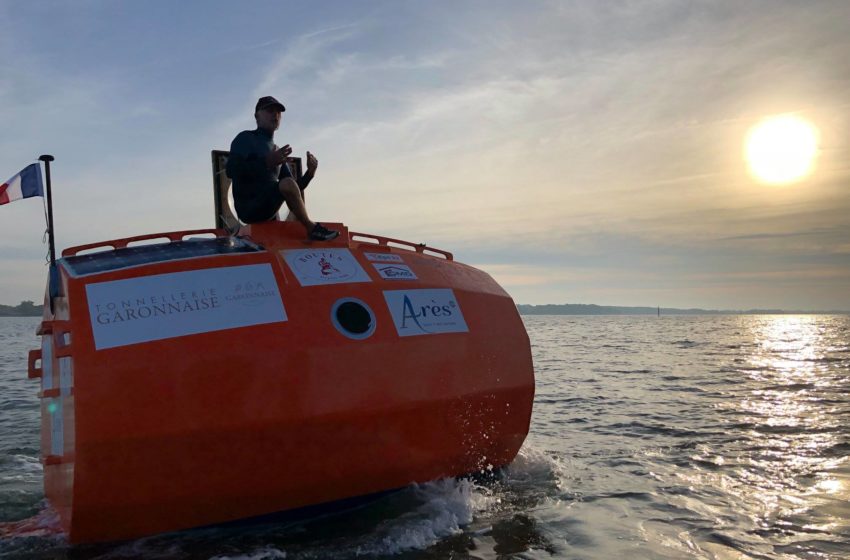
[0, 301, 43, 316]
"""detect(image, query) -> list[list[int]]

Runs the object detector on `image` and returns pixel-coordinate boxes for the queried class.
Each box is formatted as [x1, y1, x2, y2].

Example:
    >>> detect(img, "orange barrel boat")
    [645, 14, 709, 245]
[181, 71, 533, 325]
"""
[26, 214, 535, 543]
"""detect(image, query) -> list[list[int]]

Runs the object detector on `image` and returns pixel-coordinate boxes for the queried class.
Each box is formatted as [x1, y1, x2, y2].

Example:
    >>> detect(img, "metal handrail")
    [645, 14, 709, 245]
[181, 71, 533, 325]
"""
[349, 231, 452, 260]
[61, 229, 226, 257]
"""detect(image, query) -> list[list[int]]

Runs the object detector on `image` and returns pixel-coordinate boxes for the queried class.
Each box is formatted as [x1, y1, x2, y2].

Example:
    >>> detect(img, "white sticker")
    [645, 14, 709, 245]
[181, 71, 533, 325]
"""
[86, 264, 287, 350]
[49, 399, 63, 456]
[283, 248, 371, 287]
[41, 336, 53, 392]
[365, 252, 404, 263]
[59, 357, 73, 395]
[373, 263, 418, 280]
[383, 289, 469, 337]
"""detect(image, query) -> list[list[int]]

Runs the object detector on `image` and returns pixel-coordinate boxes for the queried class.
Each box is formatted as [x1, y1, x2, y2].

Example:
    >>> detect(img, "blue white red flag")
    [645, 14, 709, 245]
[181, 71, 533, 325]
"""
[0, 163, 44, 206]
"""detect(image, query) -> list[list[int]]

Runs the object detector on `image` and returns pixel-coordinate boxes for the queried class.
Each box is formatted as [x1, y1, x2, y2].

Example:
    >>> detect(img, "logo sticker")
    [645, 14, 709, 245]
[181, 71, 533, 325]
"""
[365, 252, 404, 263]
[373, 263, 418, 280]
[383, 289, 469, 337]
[86, 264, 287, 350]
[283, 248, 371, 286]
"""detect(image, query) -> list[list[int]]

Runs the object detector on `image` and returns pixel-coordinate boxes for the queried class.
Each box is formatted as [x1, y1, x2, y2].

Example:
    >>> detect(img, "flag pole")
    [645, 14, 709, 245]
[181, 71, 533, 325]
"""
[38, 154, 59, 312]
[38, 155, 56, 265]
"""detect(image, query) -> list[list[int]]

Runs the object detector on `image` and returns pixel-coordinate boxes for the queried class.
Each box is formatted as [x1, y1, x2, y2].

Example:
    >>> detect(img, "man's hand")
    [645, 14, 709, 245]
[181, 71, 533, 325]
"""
[266, 144, 292, 169]
[306, 151, 319, 174]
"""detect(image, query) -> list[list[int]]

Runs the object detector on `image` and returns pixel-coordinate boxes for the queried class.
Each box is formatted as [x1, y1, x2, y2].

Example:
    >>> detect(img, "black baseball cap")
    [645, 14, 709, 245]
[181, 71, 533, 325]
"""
[255, 96, 286, 112]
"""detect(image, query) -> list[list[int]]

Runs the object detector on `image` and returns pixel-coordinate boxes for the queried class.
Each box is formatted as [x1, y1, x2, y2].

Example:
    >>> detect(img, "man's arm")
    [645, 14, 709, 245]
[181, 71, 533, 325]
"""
[297, 151, 318, 190]
[297, 170, 314, 190]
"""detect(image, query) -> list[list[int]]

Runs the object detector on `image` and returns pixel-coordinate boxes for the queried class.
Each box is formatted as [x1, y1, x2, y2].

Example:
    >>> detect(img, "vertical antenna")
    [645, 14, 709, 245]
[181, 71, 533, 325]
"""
[38, 155, 58, 313]
[38, 155, 56, 265]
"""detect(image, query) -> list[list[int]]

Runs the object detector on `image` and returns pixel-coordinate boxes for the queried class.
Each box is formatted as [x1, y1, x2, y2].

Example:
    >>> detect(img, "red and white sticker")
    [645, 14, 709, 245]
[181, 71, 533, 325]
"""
[283, 248, 372, 286]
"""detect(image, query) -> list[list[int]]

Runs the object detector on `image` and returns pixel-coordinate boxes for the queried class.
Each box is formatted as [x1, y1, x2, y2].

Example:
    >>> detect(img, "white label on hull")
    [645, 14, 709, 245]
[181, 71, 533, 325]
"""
[86, 264, 287, 350]
[383, 289, 469, 337]
[282, 248, 371, 287]
[373, 263, 418, 280]
[364, 252, 404, 263]
[41, 336, 53, 391]
[59, 357, 73, 395]
[49, 399, 63, 456]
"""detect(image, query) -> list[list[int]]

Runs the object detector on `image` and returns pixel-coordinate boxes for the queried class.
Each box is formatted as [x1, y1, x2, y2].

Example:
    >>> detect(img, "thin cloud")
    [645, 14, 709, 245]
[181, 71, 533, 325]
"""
[720, 228, 848, 241]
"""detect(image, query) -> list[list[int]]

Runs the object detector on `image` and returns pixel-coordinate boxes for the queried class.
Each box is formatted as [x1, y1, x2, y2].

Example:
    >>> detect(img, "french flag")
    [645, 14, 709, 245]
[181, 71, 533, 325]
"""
[0, 163, 44, 206]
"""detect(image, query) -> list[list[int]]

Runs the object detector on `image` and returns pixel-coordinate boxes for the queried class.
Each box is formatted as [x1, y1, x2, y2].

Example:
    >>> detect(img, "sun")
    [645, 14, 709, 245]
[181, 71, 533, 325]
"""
[744, 114, 819, 185]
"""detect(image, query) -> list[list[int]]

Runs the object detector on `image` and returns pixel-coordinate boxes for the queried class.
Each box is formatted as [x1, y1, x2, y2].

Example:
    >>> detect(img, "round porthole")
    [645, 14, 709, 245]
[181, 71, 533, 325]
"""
[331, 298, 376, 340]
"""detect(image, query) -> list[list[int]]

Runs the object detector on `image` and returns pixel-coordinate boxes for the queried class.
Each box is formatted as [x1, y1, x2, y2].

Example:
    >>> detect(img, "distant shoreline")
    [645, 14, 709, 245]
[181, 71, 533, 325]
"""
[0, 302, 43, 317]
[517, 304, 850, 316]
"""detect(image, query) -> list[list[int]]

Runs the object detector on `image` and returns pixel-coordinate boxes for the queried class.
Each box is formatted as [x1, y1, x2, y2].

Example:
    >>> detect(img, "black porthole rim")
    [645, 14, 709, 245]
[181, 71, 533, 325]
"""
[330, 297, 376, 340]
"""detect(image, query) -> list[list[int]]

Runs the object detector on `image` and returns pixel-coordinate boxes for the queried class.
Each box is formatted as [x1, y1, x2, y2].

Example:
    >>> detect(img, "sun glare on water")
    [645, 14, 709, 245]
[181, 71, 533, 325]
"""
[745, 114, 819, 185]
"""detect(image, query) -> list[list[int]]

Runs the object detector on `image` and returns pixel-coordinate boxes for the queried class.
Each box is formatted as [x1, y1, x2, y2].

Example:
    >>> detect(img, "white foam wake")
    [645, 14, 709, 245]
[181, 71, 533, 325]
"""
[352, 477, 495, 557]
[209, 548, 286, 560]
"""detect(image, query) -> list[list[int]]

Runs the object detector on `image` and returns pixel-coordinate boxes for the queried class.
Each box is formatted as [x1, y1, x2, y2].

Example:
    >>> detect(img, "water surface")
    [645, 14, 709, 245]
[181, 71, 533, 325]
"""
[1, 315, 848, 559]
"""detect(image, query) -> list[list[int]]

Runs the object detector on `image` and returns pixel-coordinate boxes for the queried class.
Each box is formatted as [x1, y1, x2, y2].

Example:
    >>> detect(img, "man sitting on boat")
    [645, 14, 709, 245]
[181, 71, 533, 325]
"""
[226, 96, 339, 241]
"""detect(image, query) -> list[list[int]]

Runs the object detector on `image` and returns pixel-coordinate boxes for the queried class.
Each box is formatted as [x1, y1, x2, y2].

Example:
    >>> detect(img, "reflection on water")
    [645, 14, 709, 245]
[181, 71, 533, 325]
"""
[523, 314, 849, 559]
[721, 316, 849, 553]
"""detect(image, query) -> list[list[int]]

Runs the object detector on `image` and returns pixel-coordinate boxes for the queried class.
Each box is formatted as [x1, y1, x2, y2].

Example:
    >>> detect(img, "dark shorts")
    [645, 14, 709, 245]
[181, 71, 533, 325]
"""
[234, 181, 285, 223]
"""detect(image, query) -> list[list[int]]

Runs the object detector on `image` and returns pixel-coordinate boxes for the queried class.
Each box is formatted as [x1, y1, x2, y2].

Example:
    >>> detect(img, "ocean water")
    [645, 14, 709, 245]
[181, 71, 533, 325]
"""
[1, 314, 848, 559]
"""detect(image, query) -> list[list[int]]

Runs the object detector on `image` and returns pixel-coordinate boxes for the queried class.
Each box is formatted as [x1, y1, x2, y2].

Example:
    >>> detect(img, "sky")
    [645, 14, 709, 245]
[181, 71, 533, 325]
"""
[1, 0, 848, 310]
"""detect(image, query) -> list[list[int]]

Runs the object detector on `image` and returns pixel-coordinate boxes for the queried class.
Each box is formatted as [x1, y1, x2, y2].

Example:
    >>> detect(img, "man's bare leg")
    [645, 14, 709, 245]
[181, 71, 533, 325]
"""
[283, 187, 303, 222]
[277, 177, 315, 232]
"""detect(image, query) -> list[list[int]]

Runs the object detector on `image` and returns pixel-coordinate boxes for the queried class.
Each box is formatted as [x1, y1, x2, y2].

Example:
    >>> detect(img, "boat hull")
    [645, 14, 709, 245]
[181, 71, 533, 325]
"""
[31, 222, 535, 543]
